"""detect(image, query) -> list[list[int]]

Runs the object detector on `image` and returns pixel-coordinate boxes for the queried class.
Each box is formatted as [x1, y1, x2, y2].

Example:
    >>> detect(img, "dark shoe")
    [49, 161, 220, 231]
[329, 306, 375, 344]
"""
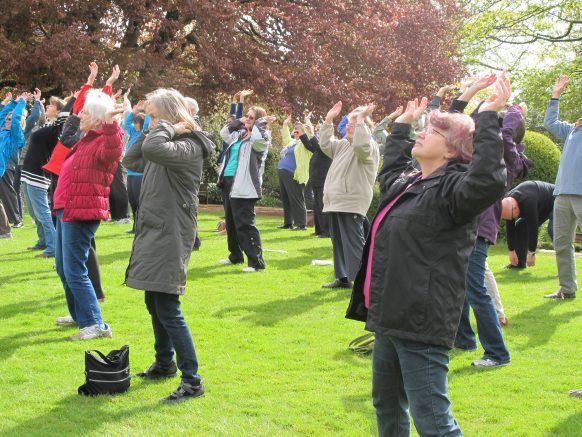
[12, 222, 23, 228]
[454, 344, 478, 352]
[505, 264, 525, 270]
[126, 229, 135, 234]
[162, 380, 204, 404]
[544, 290, 576, 299]
[35, 252, 54, 258]
[318, 233, 330, 238]
[27, 244, 47, 251]
[471, 358, 510, 368]
[277, 224, 293, 229]
[136, 361, 178, 379]
[322, 279, 351, 289]
[293, 226, 307, 231]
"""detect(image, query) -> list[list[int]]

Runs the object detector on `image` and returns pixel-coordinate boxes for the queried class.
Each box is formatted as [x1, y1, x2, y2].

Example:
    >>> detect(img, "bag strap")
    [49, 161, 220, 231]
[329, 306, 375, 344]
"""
[87, 349, 112, 364]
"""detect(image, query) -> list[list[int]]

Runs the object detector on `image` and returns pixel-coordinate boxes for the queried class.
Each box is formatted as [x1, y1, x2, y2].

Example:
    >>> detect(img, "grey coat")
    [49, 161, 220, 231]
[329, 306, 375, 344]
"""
[122, 121, 215, 295]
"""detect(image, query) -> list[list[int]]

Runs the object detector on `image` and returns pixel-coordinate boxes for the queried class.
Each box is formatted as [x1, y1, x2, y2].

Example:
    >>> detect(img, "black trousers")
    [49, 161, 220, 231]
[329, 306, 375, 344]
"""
[312, 185, 329, 236]
[127, 175, 143, 232]
[13, 164, 23, 220]
[278, 169, 306, 227]
[109, 163, 129, 220]
[328, 212, 366, 283]
[304, 180, 314, 211]
[0, 167, 21, 224]
[222, 177, 265, 269]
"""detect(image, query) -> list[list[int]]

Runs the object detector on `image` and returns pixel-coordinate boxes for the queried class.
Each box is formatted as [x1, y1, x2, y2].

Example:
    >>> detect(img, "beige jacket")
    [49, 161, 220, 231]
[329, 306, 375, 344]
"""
[319, 122, 379, 216]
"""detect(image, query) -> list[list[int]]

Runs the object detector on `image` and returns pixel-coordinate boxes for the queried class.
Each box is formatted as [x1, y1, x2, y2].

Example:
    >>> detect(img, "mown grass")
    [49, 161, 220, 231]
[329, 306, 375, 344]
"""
[0, 212, 581, 436]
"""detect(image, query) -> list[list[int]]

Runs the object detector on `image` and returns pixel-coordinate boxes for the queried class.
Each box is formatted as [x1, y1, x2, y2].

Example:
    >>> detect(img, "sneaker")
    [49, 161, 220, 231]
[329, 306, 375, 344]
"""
[471, 358, 510, 368]
[56, 315, 77, 326]
[70, 324, 112, 341]
[569, 389, 582, 398]
[136, 361, 178, 379]
[35, 252, 54, 258]
[293, 226, 307, 231]
[544, 290, 576, 299]
[322, 279, 351, 289]
[112, 218, 131, 225]
[27, 244, 46, 251]
[219, 258, 243, 266]
[504, 264, 525, 270]
[126, 229, 135, 234]
[277, 224, 293, 229]
[12, 222, 23, 228]
[242, 266, 265, 273]
[162, 380, 204, 404]
[0, 232, 13, 239]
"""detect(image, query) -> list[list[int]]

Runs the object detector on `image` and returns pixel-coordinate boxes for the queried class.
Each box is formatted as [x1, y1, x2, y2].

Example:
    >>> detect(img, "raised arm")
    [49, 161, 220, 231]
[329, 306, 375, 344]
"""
[319, 101, 344, 158]
[352, 103, 378, 163]
[250, 117, 273, 152]
[122, 132, 147, 173]
[544, 75, 573, 141]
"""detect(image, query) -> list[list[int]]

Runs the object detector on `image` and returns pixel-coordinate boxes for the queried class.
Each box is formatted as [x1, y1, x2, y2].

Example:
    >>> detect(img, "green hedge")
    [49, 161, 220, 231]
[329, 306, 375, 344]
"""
[522, 131, 561, 184]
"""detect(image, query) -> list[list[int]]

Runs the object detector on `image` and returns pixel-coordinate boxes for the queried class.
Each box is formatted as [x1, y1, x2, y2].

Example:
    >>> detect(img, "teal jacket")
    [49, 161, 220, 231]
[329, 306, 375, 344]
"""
[544, 99, 582, 196]
[0, 98, 26, 177]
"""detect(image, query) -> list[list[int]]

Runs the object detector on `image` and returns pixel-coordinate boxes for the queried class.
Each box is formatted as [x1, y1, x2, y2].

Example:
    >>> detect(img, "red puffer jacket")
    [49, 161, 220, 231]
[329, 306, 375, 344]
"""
[61, 122, 123, 222]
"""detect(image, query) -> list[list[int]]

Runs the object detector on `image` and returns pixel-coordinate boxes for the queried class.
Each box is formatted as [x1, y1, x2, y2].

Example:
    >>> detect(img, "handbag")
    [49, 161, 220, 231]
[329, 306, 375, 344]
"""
[78, 345, 130, 396]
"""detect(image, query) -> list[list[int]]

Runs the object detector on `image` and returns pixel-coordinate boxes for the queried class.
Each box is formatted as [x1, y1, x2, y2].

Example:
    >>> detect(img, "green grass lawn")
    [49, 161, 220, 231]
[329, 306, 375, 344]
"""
[0, 212, 581, 436]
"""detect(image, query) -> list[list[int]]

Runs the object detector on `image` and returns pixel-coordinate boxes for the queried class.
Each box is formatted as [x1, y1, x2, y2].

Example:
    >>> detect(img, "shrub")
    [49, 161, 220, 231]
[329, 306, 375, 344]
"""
[522, 131, 561, 184]
[367, 184, 381, 219]
[261, 148, 281, 199]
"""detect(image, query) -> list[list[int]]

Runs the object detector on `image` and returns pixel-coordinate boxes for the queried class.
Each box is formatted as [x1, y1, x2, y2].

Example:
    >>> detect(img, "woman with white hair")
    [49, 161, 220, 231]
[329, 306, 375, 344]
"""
[52, 89, 123, 340]
[124, 88, 215, 403]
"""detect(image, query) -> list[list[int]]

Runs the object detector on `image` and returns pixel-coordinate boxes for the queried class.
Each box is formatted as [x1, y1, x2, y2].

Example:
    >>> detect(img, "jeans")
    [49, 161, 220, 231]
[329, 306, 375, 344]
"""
[373, 334, 462, 437]
[145, 291, 201, 383]
[553, 195, 582, 295]
[23, 182, 56, 255]
[54, 210, 104, 329]
[455, 239, 510, 363]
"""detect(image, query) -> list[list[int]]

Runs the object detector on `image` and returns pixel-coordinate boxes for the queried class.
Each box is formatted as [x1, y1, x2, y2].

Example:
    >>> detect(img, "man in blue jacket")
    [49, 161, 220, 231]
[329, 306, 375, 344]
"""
[544, 75, 582, 300]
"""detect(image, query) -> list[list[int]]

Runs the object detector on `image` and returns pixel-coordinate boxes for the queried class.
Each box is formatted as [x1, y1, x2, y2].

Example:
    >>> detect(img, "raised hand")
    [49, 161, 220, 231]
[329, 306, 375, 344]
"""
[387, 105, 403, 121]
[173, 121, 192, 135]
[104, 103, 125, 123]
[113, 89, 123, 100]
[325, 101, 342, 123]
[478, 76, 512, 113]
[17, 92, 33, 102]
[283, 113, 292, 127]
[232, 91, 241, 103]
[552, 75, 569, 98]
[357, 103, 375, 123]
[239, 89, 253, 102]
[2, 91, 13, 105]
[264, 115, 277, 125]
[33, 88, 42, 101]
[88, 61, 98, 85]
[394, 97, 428, 124]
[436, 84, 456, 98]
[106, 64, 121, 86]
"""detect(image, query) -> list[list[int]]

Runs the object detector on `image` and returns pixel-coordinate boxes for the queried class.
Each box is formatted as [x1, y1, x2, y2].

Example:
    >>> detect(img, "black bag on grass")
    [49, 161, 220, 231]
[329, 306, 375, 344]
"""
[78, 345, 130, 396]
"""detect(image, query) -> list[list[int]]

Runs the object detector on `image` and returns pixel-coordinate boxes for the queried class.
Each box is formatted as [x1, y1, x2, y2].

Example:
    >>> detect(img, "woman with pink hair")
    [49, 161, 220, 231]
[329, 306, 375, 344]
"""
[346, 76, 511, 436]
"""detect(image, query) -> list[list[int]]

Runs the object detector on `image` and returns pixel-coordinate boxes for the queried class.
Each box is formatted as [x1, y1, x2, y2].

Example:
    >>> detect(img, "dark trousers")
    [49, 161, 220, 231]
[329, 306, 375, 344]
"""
[0, 200, 10, 235]
[373, 334, 461, 437]
[13, 164, 23, 220]
[312, 185, 329, 236]
[0, 168, 21, 224]
[455, 239, 510, 363]
[127, 175, 143, 232]
[328, 212, 366, 283]
[222, 177, 265, 269]
[108, 163, 129, 220]
[145, 291, 200, 382]
[278, 169, 306, 227]
[513, 212, 553, 267]
[304, 180, 314, 211]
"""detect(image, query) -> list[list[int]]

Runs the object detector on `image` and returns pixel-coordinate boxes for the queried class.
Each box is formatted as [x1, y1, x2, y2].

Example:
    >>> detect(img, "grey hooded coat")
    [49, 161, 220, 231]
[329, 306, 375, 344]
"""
[123, 121, 215, 295]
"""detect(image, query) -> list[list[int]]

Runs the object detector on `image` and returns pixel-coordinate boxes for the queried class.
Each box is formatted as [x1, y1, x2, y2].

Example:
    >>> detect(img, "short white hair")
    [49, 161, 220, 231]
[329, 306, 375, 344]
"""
[184, 97, 199, 115]
[82, 90, 115, 122]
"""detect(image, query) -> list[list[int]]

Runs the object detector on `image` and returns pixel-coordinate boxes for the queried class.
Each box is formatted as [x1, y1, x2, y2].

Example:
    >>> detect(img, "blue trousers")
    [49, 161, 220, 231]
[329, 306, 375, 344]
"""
[54, 210, 104, 329]
[373, 334, 462, 437]
[455, 239, 510, 362]
[23, 182, 56, 255]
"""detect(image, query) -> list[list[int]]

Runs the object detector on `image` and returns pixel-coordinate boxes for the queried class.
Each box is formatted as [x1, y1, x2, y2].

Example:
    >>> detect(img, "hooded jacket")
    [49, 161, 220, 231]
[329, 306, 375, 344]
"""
[123, 122, 216, 294]
[0, 98, 26, 177]
[217, 118, 271, 199]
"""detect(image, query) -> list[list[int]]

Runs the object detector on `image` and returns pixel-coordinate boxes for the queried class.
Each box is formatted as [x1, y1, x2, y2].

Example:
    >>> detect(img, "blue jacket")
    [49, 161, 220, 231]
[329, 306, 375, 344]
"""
[544, 99, 582, 196]
[0, 98, 27, 177]
[123, 112, 150, 176]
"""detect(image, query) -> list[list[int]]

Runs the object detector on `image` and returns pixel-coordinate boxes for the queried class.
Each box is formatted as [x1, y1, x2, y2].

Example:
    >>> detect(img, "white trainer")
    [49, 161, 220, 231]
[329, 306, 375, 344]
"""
[218, 259, 234, 265]
[242, 267, 258, 273]
[70, 324, 113, 341]
[56, 315, 77, 326]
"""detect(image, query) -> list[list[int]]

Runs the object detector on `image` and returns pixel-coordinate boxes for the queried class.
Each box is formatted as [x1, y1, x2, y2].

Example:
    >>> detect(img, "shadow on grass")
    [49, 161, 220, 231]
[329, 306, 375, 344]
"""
[544, 411, 582, 436]
[0, 271, 55, 288]
[510, 302, 582, 351]
[0, 296, 61, 320]
[96, 250, 132, 266]
[493, 268, 556, 283]
[214, 288, 346, 326]
[333, 349, 371, 367]
[0, 390, 161, 436]
[0, 327, 70, 362]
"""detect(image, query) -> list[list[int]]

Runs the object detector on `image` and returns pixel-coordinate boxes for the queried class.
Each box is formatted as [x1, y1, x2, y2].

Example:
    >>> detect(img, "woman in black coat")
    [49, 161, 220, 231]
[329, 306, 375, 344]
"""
[346, 76, 511, 437]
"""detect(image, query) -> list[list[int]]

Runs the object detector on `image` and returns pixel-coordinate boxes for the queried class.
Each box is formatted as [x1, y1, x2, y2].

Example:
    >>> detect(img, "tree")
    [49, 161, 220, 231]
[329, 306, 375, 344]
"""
[0, 0, 464, 116]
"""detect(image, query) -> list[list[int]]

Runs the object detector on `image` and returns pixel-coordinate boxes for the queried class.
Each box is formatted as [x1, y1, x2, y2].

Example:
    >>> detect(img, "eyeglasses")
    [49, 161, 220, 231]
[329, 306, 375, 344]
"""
[424, 125, 446, 139]
[246, 114, 255, 120]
